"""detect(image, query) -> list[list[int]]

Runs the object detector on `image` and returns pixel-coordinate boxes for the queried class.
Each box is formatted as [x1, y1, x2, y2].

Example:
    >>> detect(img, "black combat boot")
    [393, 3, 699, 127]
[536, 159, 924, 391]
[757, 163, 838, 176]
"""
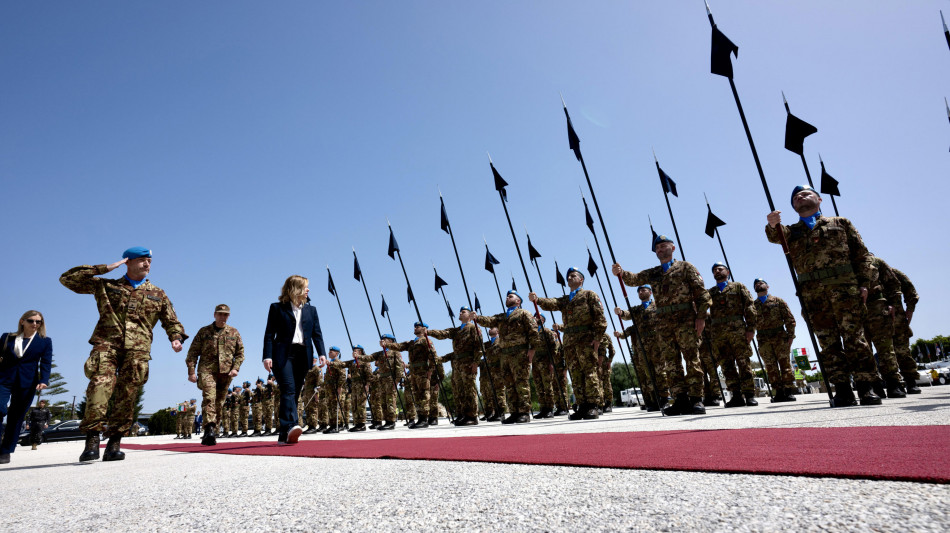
[348, 424, 366, 432]
[744, 393, 759, 406]
[725, 392, 746, 408]
[323, 425, 339, 434]
[552, 408, 569, 417]
[602, 404, 613, 413]
[873, 381, 888, 399]
[514, 413, 531, 423]
[703, 395, 720, 407]
[79, 432, 101, 462]
[501, 413, 518, 424]
[250, 430, 262, 437]
[533, 408, 551, 419]
[885, 378, 907, 399]
[102, 435, 125, 461]
[377, 421, 396, 430]
[201, 425, 217, 446]
[831, 382, 857, 407]
[856, 382, 883, 406]
[303, 427, 319, 435]
[568, 405, 586, 420]
[582, 405, 600, 420]
[458, 416, 478, 426]
[368, 422, 379, 429]
[662, 394, 688, 416]
[409, 418, 429, 429]
[689, 397, 706, 415]
[903, 374, 922, 394]
[428, 417, 438, 426]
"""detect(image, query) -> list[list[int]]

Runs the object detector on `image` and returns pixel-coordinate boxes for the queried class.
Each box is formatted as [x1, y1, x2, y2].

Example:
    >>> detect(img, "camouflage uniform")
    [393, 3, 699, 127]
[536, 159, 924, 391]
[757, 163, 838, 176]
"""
[618, 300, 673, 400]
[530, 326, 561, 414]
[262, 382, 276, 433]
[229, 391, 241, 433]
[270, 383, 280, 429]
[176, 402, 187, 436]
[347, 358, 373, 426]
[401, 369, 416, 421]
[356, 350, 405, 424]
[766, 216, 881, 392]
[699, 329, 723, 401]
[429, 323, 483, 420]
[385, 337, 437, 422]
[186, 401, 197, 436]
[369, 369, 383, 425]
[864, 257, 906, 392]
[754, 294, 797, 391]
[619, 260, 711, 401]
[479, 339, 506, 418]
[238, 388, 251, 434]
[251, 384, 263, 433]
[60, 264, 188, 436]
[707, 281, 757, 397]
[597, 333, 615, 407]
[221, 394, 233, 435]
[300, 365, 322, 429]
[890, 264, 920, 383]
[536, 290, 607, 409]
[426, 359, 447, 421]
[476, 309, 540, 417]
[185, 323, 244, 429]
[321, 360, 347, 428]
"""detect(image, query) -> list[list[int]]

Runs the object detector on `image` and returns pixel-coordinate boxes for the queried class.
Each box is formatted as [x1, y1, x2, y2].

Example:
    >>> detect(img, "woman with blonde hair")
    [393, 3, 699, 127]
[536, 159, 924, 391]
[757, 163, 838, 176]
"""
[0, 310, 53, 464]
[263, 275, 325, 444]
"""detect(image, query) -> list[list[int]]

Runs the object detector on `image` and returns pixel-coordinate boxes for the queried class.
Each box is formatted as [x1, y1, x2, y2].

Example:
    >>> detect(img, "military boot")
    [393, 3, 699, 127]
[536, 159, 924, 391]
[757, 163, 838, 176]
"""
[568, 405, 586, 420]
[79, 432, 101, 462]
[872, 380, 888, 399]
[514, 413, 531, 423]
[303, 427, 319, 435]
[368, 422, 379, 429]
[552, 408, 569, 417]
[856, 382, 883, 406]
[201, 425, 217, 446]
[102, 436, 125, 461]
[725, 392, 746, 408]
[409, 418, 429, 429]
[602, 404, 613, 413]
[323, 426, 339, 434]
[662, 394, 689, 416]
[744, 393, 759, 406]
[831, 382, 857, 407]
[348, 423, 366, 432]
[703, 395, 720, 407]
[428, 417, 439, 426]
[886, 378, 907, 399]
[31, 443, 37, 451]
[689, 397, 707, 415]
[377, 421, 396, 430]
[501, 413, 518, 424]
[903, 374, 922, 394]
[533, 407, 551, 419]
[250, 430, 262, 437]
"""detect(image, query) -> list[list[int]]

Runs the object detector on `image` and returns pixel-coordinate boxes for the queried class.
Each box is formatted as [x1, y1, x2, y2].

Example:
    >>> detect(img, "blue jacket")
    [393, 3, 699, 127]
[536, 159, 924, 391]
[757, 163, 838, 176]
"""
[262, 301, 325, 368]
[0, 332, 53, 388]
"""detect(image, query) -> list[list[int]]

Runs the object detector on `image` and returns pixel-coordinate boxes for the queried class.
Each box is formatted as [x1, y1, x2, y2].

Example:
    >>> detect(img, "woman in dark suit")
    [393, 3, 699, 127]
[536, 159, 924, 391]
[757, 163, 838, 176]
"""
[263, 275, 325, 444]
[0, 310, 53, 464]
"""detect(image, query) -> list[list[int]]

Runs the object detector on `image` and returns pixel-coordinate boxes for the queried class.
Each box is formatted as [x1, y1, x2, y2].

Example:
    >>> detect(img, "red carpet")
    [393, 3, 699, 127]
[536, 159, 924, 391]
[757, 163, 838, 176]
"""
[123, 426, 950, 483]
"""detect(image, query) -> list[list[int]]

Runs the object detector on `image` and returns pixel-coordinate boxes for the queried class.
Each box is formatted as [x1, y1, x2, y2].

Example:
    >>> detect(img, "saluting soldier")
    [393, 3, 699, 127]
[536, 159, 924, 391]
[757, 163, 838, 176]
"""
[479, 328, 506, 421]
[766, 185, 882, 406]
[530, 268, 607, 421]
[185, 304, 245, 446]
[428, 306, 484, 426]
[889, 262, 921, 394]
[707, 262, 758, 408]
[614, 284, 672, 411]
[612, 236, 711, 417]
[60, 247, 188, 462]
[321, 347, 347, 434]
[382, 324, 437, 429]
[346, 345, 373, 432]
[354, 335, 406, 430]
[752, 279, 798, 402]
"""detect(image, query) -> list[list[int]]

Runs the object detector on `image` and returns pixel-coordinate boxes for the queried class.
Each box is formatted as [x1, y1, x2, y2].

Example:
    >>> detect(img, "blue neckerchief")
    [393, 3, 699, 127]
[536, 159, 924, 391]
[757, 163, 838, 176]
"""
[461, 322, 470, 329]
[505, 306, 518, 318]
[569, 289, 580, 301]
[489, 337, 496, 345]
[661, 259, 675, 273]
[758, 294, 768, 303]
[800, 211, 822, 230]
[641, 299, 652, 310]
[717, 281, 727, 292]
[125, 275, 146, 289]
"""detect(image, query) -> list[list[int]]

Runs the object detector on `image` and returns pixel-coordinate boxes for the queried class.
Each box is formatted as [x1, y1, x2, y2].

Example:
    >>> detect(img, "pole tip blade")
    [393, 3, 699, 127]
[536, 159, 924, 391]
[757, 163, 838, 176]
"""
[705, 0, 711, 16]
[559, 91, 567, 108]
[487, 151, 493, 164]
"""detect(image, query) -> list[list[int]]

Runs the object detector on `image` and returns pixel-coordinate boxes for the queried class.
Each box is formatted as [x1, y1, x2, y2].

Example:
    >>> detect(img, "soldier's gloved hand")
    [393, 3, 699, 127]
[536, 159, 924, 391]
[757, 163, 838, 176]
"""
[766, 210, 782, 228]
[614, 307, 623, 316]
[188, 373, 198, 383]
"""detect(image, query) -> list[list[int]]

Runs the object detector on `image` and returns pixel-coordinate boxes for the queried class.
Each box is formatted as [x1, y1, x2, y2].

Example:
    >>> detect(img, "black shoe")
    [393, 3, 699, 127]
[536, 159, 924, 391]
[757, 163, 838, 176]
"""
[80, 432, 101, 462]
[662, 394, 689, 416]
[457, 417, 478, 426]
[744, 393, 759, 407]
[541, 409, 554, 419]
[173, 435, 181, 439]
[409, 419, 429, 429]
[304, 427, 319, 434]
[323, 426, 339, 434]
[201, 431, 217, 446]
[427, 417, 438, 426]
[703, 396, 720, 407]
[725, 394, 746, 408]
[552, 409, 569, 417]
[582, 406, 600, 420]
[348, 424, 367, 432]
[377, 421, 396, 430]
[368, 423, 378, 429]
[640, 404, 648, 410]
[501, 414, 517, 424]
[0, 453, 9, 464]
[886, 379, 907, 399]
[479, 415, 487, 421]
[102, 436, 125, 461]
[645, 403, 659, 412]
[856, 382, 883, 406]
[277, 432, 288, 444]
[832, 382, 857, 407]
[486, 414, 502, 422]
[514, 413, 530, 423]
[250, 431, 262, 437]
[229, 432, 238, 438]
[317, 424, 328, 431]
[602, 405, 613, 413]
[873, 381, 888, 399]
[904, 375, 922, 395]
[689, 397, 707, 415]
[568, 409, 585, 420]
[533, 408, 551, 419]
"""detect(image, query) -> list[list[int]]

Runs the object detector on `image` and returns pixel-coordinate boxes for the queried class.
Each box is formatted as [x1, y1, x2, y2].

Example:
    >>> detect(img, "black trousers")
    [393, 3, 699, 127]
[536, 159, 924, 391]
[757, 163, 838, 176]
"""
[274, 345, 309, 432]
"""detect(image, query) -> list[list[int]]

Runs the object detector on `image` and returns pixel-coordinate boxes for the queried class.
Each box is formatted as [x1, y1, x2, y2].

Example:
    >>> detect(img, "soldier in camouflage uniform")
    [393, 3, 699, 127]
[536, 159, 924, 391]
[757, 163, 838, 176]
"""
[237, 381, 251, 436]
[60, 247, 188, 462]
[220, 392, 232, 437]
[612, 235, 711, 416]
[346, 346, 373, 431]
[368, 367, 383, 429]
[382, 324, 438, 429]
[300, 357, 324, 433]
[529, 314, 560, 419]
[889, 263, 921, 394]
[752, 279, 798, 402]
[864, 256, 908, 399]
[251, 378, 265, 436]
[174, 401, 187, 439]
[479, 328, 506, 422]
[597, 333, 615, 412]
[320, 347, 347, 433]
[185, 303, 244, 445]
[428, 306, 483, 426]
[531, 268, 607, 420]
[766, 185, 882, 406]
[426, 355, 447, 425]
[615, 284, 672, 411]
[228, 386, 241, 437]
[186, 399, 197, 438]
[698, 327, 723, 406]
[476, 291, 540, 424]
[707, 263, 758, 408]
[355, 335, 406, 430]
[262, 375, 277, 434]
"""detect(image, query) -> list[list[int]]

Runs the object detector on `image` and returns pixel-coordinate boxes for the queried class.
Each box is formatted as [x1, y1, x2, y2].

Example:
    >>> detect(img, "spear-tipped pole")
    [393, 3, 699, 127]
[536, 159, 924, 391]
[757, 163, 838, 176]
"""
[654, 149, 686, 261]
[554, 259, 567, 296]
[942, 10, 950, 52]
[433, 263, 456, 328]
[783, 92, 816, 189]
[327, 266, 354, 349]
[484, 236, 506, 310]
[706, 2, 833, 404]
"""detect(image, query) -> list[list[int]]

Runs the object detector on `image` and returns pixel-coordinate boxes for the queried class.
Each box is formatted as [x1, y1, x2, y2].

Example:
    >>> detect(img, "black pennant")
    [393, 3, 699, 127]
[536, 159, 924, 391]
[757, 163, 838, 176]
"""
[511, 277, 517, 291]
[485, 247, 500, 273]
[555, 262, 566, 287]
[784, 113, 818, 156]
[445, 298, 454, 319]
[440, 201, 451, 234]
[820, 160, 841, 197]
[943, 11, 949, 52]
[434, 271, 448, 292]
[584, 199, 595, 234]
[564, 104, 582, 161]
[407, 285, 414, 304]
[704, 208, 726, 238]
[586, 249, 598, 277]
[327, 270, 337, 296]
[710, 24, 739, 79]
[474, 293, 482, 314]
[353, 255, 362, 281]
[490, 161, 508, 202]
[380, 294, 389, 317]
[527, 236, 541, 262]
[650, 225, 658, 253]
[387, 227, 399, 259]
[658, 166, 678, 197]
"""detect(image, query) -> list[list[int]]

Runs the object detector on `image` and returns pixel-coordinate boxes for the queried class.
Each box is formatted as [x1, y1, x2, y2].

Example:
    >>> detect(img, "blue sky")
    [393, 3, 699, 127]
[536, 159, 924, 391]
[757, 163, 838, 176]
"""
[2, 1, 948, 413]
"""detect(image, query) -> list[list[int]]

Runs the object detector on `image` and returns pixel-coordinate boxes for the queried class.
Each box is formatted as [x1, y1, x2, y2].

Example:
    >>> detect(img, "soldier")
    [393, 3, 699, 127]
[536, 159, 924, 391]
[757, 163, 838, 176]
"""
[174, 401, 187, 439]
[529, 314, 559, 419]
[612, 236, 711, 416]
[890, 263, 921, 394]
[530, 268, 607, 420]
[229, 385, 242, 437]
[597, 332, 615, 412]
[250, 378, 265, 436]
[262, 374, 277, 434]
[614, 284, 672, 411]
[864, 256, 907, 399]
[475, 291, 540, 424]
[321, 347, 347, 433]
[401, 365, 416, 426]
[237, 381, 251, 436]
[368, 367, 383, 429]
[766, 185, 882, 406]
[346, 345, 373, 432]
[185, 398, 197, 438]
[300, 357, 324, 434]
[185, 303, 244, 446]
[707, 262, 758, 408]
[382, 323, 437, 429]
[752, 279, 798, 402]
[221, 392, 232, 437]
[60, 247, 188, 462]
[479, 328, 506, 422]
[428, 307, 484, 426]
[270, 378, 280, 433]
[353, 335, 405, 430]
[698, 326, 723, 407]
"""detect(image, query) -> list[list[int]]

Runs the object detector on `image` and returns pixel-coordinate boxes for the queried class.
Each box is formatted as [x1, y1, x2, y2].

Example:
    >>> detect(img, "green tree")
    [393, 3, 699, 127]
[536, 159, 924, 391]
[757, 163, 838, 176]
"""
[610, 362, 637, 406]
[147, 408, 177, 435]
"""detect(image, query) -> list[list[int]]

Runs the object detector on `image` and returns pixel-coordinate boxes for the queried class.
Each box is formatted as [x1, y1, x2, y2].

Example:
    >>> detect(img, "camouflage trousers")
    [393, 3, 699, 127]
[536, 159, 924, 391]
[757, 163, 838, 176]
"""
[563, 337, 602, 407]
[402, 378, 416, 420]
[230, 406, 239, 432]
[376, 373, 400, 422]
[351, 382, 369, 424]
[271, 398, 280, 429]
[502, 350, 532, 414]
[221, 409, 231, 433]
[369, 379, 383, 424]
[699, 335, 723, 398]
[893, 310, 919, 379]
[262, 401, 274, 432]
[598, 356, 613, 407]
[409, 371, 430, 420]
[176, 413, 187, 435]
[553, 356, 570, 411]
[80, 348, 150, 436]
[453, 363, 479, 418]
[802, 284, 879, 384]
[710, 328, 755, 395]
[633, 335, 672, 402]
[657, 313, 704, 398]
[196, 372, 232, 427]
[757, 334, 795, 389]
[479, 362, 506, 416]
[320, 385, 346, 427]
[428, 375, 444, 419]
[238, 406, 249, 432]
[251, 402, 262, 432]
[865, 300, 902, 382]
[531, 352, 556, 410]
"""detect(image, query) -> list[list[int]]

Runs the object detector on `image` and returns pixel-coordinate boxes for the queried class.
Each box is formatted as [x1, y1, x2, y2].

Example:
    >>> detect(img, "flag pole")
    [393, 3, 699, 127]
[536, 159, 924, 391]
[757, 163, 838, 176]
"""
[706, 1, 833, 404]
[484, 236, 506, 310]
[554, 259, 567, 296]
[782, 92, 816, 189]
[654, 149, 686, 261]
[326, 266, 354, 349]
[817, 155, 841, 217]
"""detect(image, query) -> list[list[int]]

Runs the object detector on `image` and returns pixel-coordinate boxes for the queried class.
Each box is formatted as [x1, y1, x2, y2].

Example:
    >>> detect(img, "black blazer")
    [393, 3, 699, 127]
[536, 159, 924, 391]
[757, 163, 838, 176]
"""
[262, 301, 325, 368]
[0, 333, 53, 388]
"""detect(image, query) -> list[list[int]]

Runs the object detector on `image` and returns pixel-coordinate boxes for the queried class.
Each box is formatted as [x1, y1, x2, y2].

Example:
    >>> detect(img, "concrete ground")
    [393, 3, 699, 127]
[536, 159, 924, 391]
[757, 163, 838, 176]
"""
[2, 387, 948, 532]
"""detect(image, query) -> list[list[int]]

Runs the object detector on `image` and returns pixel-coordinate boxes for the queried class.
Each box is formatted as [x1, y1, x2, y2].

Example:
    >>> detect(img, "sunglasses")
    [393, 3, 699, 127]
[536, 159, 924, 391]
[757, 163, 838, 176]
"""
[25, 319, 43, 325]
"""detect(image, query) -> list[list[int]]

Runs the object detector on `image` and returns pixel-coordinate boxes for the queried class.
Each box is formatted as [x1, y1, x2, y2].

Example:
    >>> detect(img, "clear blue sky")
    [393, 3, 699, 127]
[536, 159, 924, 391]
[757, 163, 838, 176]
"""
[2, 2, 947, 413]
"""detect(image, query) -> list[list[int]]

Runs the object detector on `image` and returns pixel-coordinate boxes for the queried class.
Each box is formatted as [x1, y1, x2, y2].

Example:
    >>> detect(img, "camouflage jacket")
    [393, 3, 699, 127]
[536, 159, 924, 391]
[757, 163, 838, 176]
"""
[324, 359, 347, 388]
[302, 365, 323, 390]
[479, 339, 503, 370]
[533, 327, 560, 358]
[891, 265, 918, 312]
[753, 295, 796, 339]
[868, 257, 903, 308]
[618, 300, 660, 344]
[263, 383, 277, 400]
[346, 358, 374, 385]
[427, 323, 483, 365]
[187, 403, 197, 416]
[620, 260, 710, 319]
[707, 281, 756, 334]
[252, 386, 263, 404]
[385, 337, 437, 373]
[60, 264, 188, 353]
[356, 350, 405, 380]
[185, 323, 244, 375]
[536, 289, 607, 346]
[240, 389, 251, 407]
[765, 215, 872, 288]
[597, 333, 615, 362]
[475, 308, 540, 352]
[223, 396, 233, 410]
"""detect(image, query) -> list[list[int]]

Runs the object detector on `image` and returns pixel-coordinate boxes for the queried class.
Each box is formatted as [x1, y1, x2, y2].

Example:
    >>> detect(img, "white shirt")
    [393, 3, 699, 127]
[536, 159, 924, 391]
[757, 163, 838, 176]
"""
[291, 304, 304, 345]
[14, 333, 36, 358]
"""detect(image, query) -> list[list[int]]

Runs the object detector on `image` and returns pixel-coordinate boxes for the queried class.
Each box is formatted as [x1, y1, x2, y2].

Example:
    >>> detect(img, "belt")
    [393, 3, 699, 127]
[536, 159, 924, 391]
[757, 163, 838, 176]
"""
[563, 325, 591, 335]
[757, 326, 786, 336]
[379, 372, 392, 379]
[797, 263, 854, 283]
[455, 350, 476, 360]
[500, 344, 528, 355]
[410, 361, 428, 369]
[709, 315, 744, 325]
[656, 302, 692, 314]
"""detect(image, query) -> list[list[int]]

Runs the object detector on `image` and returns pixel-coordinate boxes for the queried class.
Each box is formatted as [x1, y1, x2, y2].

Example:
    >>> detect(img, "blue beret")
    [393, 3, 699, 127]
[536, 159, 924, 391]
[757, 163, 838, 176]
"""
[267, 373, 274, 379]
[638, 284, 652, 291]
[122, 246, 152, 260]
[413, 321, 428, 328]
[190, 398, 196, 402]
[653, 235, 674, 246]
[380, 333, 395, 341]
[459, 305, 472, 313]
[243, 381, 250, 387]
[353, 344, 364, 352]
[565, 267, 585, 279]
[506, 290, 523, 302]
[711, 262, 728, 272]
[753, 278, 767, 286]
[256, 377, 264, 383]
[791, 185, 819, 206]
[329, 346, 341, 352]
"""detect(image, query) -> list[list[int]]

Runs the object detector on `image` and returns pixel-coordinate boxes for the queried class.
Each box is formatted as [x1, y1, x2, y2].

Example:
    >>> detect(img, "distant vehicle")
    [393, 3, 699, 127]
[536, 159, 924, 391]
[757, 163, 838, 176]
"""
[620, 388, 641, 406]
[136, 424, 149, 436]
[18, 420, 90, 446]
[919, 363, 950, 385]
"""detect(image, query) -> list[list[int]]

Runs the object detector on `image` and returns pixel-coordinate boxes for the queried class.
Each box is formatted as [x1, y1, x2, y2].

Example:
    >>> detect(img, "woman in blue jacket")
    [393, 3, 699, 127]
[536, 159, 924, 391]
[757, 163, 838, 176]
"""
[0, 310, 53, 465]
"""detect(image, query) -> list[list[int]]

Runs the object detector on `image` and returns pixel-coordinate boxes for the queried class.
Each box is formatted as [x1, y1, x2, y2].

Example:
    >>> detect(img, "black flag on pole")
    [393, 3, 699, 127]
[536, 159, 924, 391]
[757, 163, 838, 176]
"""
[485, 247, 500, 273]
[563, 101, 582, 161]
[440, 201, 451, 234]
[584, 199, 595, 234]
[527, 236, 541, 262]
[387, 227, 399, 259]
[819, 159, 841, 196]
[710, 24, 739, 78]
[555, 262, 566, 288]
[353, 255, 362, 281]
[445, 298, 454, 319]
[327, 270, 337, 295]
[658, 166, 678, 197]
[704, 208, 726, 238]
[407, 286, 414, 304]
[434, 271, 449, 292]
[586, 249, 598, 277]
[511, 277, 517, 291]
[784, 113, 818, 156]
[474, 293, 482, 314]
[490, 160, 509, 202]
[650, 224, 659, 253]
[943, 11, 949, 51]
[380, 294, 389, 317]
